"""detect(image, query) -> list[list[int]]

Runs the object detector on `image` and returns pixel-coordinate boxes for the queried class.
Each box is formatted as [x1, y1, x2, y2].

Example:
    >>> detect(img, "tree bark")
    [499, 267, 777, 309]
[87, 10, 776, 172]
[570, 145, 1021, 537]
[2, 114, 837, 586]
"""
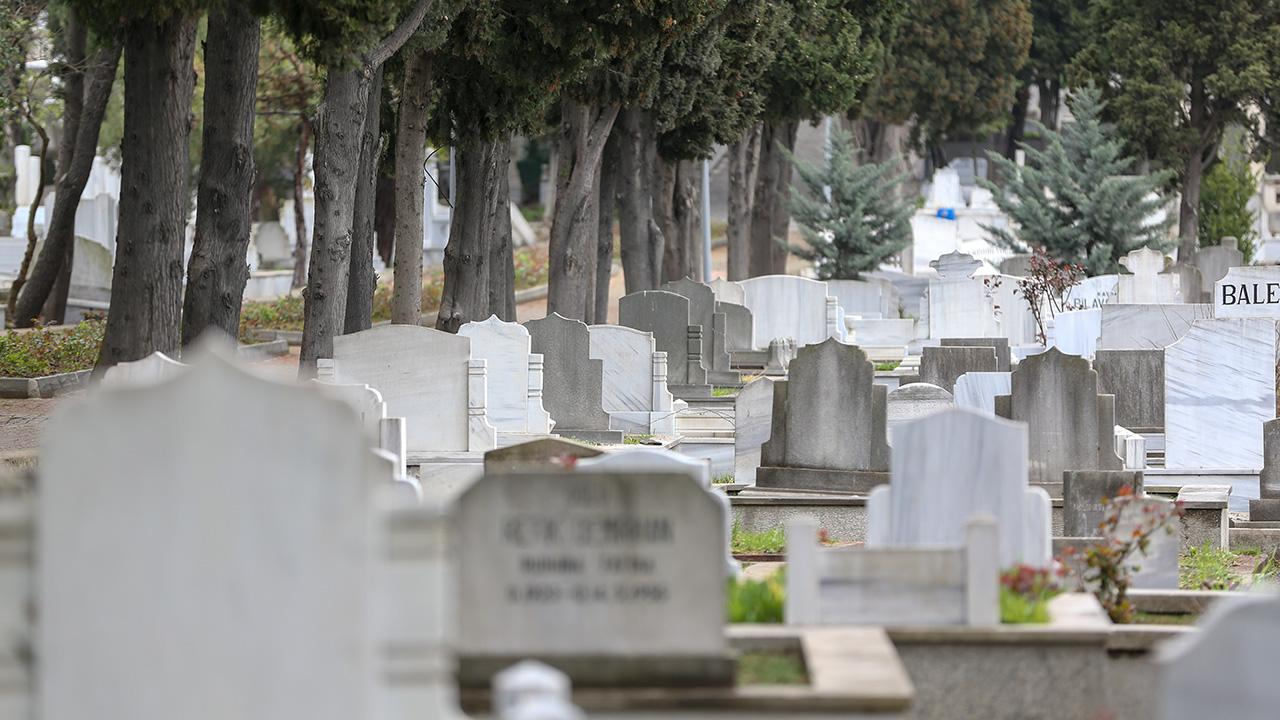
[8, 113, 48, 324]
[181, 0, 261, 346]
[748, 119, 798, 277]
[375, 165, 395, 266]
[344, 65, 384, 334]
[594, 129, 618, 323]
[16, 34, 119, 327]
[95, 14, 196, 368]
[1178, 78, 1213, 260]
[547, 97, 620, 320]
[676, 160, 700, 282]
[1005, 83, 1030, 161]
[435, 136, 510, 332]
[655, 158, 681, 283]
[39, 14, 86, 327]
[487, 138, 515, 321]
[290, 116, 311, 288]
[726, 123, 760, 281]
[1037, 77, 1061, 131]
[391, 50, 431, 324]
[299, 0, 436, 374]
[616, 108, 658, 292]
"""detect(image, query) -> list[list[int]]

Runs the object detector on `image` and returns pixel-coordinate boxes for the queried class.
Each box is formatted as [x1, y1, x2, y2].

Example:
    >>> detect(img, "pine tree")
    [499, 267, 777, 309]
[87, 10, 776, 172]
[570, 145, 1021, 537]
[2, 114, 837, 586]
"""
[982, 86, 1173, 276]
[784, 129, 913, 281]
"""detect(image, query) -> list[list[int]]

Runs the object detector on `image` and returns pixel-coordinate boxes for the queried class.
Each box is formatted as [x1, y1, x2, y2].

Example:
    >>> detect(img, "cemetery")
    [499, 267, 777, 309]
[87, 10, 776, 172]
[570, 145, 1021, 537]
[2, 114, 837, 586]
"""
[5, 1, 1280, 718]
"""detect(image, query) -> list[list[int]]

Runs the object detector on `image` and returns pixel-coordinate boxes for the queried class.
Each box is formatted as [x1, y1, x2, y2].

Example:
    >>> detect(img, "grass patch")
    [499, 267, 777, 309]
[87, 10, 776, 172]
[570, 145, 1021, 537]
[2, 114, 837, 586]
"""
[711, 386, 737, 397]
[0, 318, 104, 378]
[623, 434, 654, 445]
[1132, 612, 1199, 626]
[1180, 542, 1239, 590]
[713, 474, 735, 484]
[874, 361, 901, 372]
[519, 204, 546, 223]
[727, 571, 785, 623]
[732, 525, 786, 554]
[736, 650, 806, 685]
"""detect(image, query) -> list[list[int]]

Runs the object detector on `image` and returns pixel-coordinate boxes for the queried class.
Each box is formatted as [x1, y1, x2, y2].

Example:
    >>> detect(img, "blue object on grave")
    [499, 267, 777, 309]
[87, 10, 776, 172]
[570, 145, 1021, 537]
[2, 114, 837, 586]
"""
[935, 207, 957, 220]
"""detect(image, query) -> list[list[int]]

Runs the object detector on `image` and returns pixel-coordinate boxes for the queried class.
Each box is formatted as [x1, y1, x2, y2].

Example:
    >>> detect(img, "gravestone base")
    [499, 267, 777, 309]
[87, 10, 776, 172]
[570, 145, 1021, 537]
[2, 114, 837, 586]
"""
[552, 428, 625, 444]
[1249, 498, 1280, 521]
[707, 369, 743, 386]
[755, 466, 889, 494]
[730, 349, 769, 368]
[458, 653, 737, 689]
[671, 383, 714, 400]
[1033, 481, 1064, 499]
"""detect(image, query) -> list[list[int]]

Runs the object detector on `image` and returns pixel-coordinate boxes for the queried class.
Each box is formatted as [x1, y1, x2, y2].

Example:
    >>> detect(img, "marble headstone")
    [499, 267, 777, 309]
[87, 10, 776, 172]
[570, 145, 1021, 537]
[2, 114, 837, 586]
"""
[1169, 262, 1204, 303]
[1191, 236, 1243, 298]
[1116, 496, 1180, 589]
[483, 437, 604, 473]
[867, 407, 1051, 567]
[460, 315, 554, 436]
[1093, 349, 1164, 432]
[1214, 266, 1280, 318]
[100, 351, 186, 387]
[1062, 470, 1143, 536]
[709, 277, 745, 305]
[618, 290, 711, 396]
[940, 337, 1011, 372]
[715, 300, 755, 352]
[733, 377, 776, 485]
[662, 278, 735, 379]
[926, 252, 995, 339]
[1117, 247, 1179, 304]
[1249, 419, 1280, 520]
[525, 314, 622, 444]
[1064, 274, 1119, 309]
[1098, 304, 1213, 351]
[886, 383, 953, 440]
[999, 348, 1104, 489]
[587, 324, 676, 435]
[952, 371, 1011, 417]
[453, 471, 732, 687]
[756, 339, 890, 492]
[919, 345, 998, 392]
[1051, 307, 1101, 358]
[1165, 318, 1279, 469]
[827, 277, 900, 319]
[738, 274, 839, 348]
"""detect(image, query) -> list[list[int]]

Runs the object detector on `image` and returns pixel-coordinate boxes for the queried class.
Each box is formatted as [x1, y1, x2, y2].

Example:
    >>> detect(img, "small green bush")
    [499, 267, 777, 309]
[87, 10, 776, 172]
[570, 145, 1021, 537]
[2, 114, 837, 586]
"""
[1180, 542, 1240, 590]
[999, 564, 1062, 624]
[731, 525, 786, 554]
[727, 570, 785, 623]
[0, 318, 105, 378]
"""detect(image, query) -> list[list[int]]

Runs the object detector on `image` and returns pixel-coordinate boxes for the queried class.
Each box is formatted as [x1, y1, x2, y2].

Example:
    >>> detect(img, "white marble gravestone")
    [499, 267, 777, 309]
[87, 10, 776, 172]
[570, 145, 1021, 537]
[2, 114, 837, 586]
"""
[1116, 497, 1180, 589]
[1097, 304, 1213, 351]
[1214, 266, 1280, 318]
[1165, 318, 1280, 469]
[100, 351, 186, 387]
[737, 274, 843, 348]
[459, 315, 554, 437]
[709, 277, 745, 305]
[1051, 307, 1100, 358]
[1192, 236, 1244, 298]
[37, 350, 444, 719]
[1157, 593, 1280, 720]
[952, 371, 1011, 416]
[733, 377, 775, 485]
[331, 325, 497, 454]
[827, 277, 900, 319]
[886, 383, 953, 440]
[868, 407, 1052, 567]
[1117, 247, 1179, 304]
[927, 252, 996, 339]
[587, 324, 676, 434]
[1064, 274, 1119, 309]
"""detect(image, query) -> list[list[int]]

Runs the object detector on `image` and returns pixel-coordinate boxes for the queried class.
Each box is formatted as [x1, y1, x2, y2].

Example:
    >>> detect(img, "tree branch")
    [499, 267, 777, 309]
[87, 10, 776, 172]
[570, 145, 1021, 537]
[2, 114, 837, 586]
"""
[367, 0, 434, 69]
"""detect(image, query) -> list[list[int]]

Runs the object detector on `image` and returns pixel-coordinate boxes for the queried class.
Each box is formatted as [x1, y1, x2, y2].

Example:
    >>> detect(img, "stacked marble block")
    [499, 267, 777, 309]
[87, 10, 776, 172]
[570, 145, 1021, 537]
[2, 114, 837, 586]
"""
[827, 277, 912, 363]
[459, 316, 555, 447]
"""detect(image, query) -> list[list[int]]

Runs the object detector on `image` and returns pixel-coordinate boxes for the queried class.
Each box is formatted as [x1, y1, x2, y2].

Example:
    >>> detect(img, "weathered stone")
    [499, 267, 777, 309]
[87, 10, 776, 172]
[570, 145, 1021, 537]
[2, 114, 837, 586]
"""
[999, 348, 1102, 488]
[587, 325, 676, 435]
[733, 377, 776, 485]
[827, 277, 900, 319]
[715, 300, 755, 352]
[919, 346, 998, 392]
[524, 314, 622, 444]
[1249, 419, 1280, 520]
[1213, 265, 1280, 318]
[1098, 304, 1213, 351]
[1093, 349, 1164, 432]
[738, 274, 840, 348]
[886, 383, 953, 440]
[618, 290, 712, 396]
[940, 337, 1011, 372]
[1191, 236, 1243, 298]
[459, 315, 554, 436]
[952, 371, 1011, 417]
[1062, 470, 1143, 536]
[1116, 246, 1179, 304]
[483, 437, 603, 473]
[1169, 262, 1204, 303]
[663, 278, 735, 378]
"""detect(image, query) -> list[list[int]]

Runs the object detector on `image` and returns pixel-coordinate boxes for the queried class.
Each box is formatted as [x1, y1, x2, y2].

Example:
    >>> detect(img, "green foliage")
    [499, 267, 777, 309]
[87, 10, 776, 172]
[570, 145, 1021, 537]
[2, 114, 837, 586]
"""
[0, 318, 105, 378]
[731, 525, 786, 555]
[1198, 132, 1259, 263]
[869, 0, 1031, 146]
[712, 474, 735, 484]
[737, 650, 807, 684]
[272, 0, 425, 67]
[1180, 542, 1239, 591]
[711, 386, 736, 397]
[1072, 0, 1280, 181]
[1025, 0, 1089, 87]
[999, 565, 1062, 624]
[784, 129, 912, 280]
[762, 0, 904, 124]
[726, 570, 785, 623]
[874, 361, 900, 371]
[983, 87, 1173, 275]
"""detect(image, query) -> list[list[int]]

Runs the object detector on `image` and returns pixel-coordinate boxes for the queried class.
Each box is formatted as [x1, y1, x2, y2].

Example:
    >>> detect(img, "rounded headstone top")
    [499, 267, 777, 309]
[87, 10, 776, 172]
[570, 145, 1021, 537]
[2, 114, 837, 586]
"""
[493, 660, 571, 714]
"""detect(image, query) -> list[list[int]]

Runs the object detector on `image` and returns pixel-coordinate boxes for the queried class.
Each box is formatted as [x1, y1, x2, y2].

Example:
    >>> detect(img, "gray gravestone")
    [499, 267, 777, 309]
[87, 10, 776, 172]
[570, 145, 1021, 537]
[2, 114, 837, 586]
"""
[998, 348, 1102, 491]
[1062, 470, 1144, 536]
[940, 337, 1011, 372]
[999, 255, 1033, 277]
[524, 314, 622, 444]
[733, 377, 775, 484]
[919, 345, 998, 393]
[1117, 497, 1180, 589]
[619, 290, 711, 397]
[715, 300, 755, 352]
[1192, 236, 1244, 298]
[1249, 419, 1280, 520]
[454, 471, 733, 687]
[1094, 349, 1164, 432]
[663, 278, 735, 379]
[483, 437, 604, 473]
[886, 383, 953, 440]
[756, 339, 890, 492]
[1098, 394, 1123, 470]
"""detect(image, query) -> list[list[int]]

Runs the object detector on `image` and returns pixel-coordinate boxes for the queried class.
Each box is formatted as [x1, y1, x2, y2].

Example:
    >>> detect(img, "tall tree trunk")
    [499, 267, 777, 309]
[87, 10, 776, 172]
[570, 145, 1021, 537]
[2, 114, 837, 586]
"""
[298, 0, 435, 374]
[290, 116, 311, 289]
[488, 137, 515, 321]
[748, 119, 798, 277]
[38, 13, 86, 327]
[1178, 78, 1211, 260]
[436, 136, 509, 332]
[375, 166, 395, 265]
[15, 34, 119, 327]
[656, 158, 681, 283]
[616, 108, 658, 292]
[391, 50, 430, 324]
[344, 65, 384, 334]
[594, 130, 618, 323]
[95, 15, 197, 368]
[676, 160, 701, 282]
[1004, 83, 1030, 161]
[726, 123, 760, 281]
[181, 0, 261, 346]
[1037, 77, 1061, 131]
[8, 115, 48, 323]
[547, 96, 619, 320]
